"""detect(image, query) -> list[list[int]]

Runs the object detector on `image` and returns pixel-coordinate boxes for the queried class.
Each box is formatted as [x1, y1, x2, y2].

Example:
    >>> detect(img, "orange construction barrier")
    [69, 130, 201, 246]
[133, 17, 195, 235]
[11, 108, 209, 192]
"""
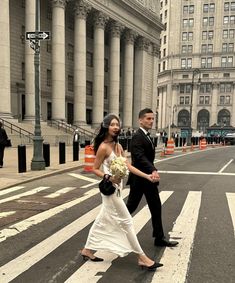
[165, 139, 174, 155]
[84, 145, 95, 172]
[199, 138, 207, 150]
[182, 142, 187, 152]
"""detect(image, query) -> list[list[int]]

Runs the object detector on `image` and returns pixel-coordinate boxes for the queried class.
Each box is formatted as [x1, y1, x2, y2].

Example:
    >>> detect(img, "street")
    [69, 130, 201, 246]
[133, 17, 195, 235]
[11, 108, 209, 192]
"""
[0, 146, 235, 283]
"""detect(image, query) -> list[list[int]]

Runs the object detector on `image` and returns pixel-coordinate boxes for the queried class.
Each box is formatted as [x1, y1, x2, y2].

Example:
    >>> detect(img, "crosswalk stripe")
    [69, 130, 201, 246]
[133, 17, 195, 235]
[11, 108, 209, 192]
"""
[68, 173, 97, 183]
[0, 188, 99, 243]
[81, 180, 100, 189]
[0, 186, 25, 196]
[151, 191, 202, 283]
[0, 187, 50, 204]
[0, 211, 16, 219]
[64, 191, 174, 283]
[226, 193, 235, 238]
[158, 170, 235, 177]
[44, 187, 77, 198]
[0, 189, 130, 282]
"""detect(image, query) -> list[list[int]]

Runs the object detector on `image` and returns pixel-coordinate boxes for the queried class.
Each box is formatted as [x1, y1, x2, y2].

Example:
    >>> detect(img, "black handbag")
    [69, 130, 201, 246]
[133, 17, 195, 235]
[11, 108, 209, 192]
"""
[99, 174, 116, 196]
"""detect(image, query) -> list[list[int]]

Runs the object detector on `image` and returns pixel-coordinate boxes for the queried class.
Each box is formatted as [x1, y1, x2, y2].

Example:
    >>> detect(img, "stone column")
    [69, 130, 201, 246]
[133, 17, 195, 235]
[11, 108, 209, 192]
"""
[24, 0, 35, 121]
[51, 0, 67, 120]
[191, 83, 200, 129]
[211, 82, 219, 125]
[109, 21, 123, 115]
[151, 44, 159, 120]
[74, 0, 91, 126]
[162, 86, 167, 128]
[122, 29, 136, 128]
[231, 83, 235, 126]
[0, 0, 11, 117]
[133, 36, 150, 128]
[158, 88, 163, 129]
[171, 84, 178, 125]
[92, 11, 108, 127]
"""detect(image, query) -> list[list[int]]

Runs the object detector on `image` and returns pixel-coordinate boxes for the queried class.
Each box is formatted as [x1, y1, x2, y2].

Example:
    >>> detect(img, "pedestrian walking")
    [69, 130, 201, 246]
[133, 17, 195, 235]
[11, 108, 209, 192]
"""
[73, 128, 80, 143]
[126, 108, 179, 247]
[0, 122, 9, 168]
[80, 113, 163, 271]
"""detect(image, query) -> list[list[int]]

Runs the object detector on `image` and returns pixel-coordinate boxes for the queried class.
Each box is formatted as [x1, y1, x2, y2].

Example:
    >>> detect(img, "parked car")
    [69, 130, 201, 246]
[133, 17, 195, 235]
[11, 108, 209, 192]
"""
[223, 132, 235, 145]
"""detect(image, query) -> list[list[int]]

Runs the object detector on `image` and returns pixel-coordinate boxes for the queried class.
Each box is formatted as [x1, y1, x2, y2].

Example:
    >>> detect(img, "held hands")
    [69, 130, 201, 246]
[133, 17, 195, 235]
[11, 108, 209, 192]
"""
[147, 171, 160, 183]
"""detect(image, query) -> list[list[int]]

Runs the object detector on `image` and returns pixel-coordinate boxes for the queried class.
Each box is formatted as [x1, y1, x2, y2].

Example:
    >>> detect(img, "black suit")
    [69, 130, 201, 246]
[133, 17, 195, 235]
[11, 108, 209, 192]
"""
[0, 127, 8, 167]
[126, 128, 164, 240]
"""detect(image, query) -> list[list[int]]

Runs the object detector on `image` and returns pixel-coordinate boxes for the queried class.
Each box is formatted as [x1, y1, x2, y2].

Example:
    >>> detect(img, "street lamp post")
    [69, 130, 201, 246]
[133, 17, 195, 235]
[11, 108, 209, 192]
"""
[31, 0, 45, 170]
[189, 68, 201, 142]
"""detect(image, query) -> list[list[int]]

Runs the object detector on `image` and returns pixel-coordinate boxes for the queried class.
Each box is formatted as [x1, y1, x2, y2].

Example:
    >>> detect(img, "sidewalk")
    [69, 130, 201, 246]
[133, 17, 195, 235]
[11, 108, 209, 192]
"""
[0, 145, 85, 191]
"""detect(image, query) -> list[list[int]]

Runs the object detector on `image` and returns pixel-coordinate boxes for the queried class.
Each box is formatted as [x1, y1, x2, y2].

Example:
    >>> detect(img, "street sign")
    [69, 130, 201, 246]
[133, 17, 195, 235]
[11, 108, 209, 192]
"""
[25, 31, 50, 41]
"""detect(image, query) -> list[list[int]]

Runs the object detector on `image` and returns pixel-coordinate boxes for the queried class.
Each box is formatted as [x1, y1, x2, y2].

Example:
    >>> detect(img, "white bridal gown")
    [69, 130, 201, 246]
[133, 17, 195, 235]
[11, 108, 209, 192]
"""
[84, 151, 144, 257]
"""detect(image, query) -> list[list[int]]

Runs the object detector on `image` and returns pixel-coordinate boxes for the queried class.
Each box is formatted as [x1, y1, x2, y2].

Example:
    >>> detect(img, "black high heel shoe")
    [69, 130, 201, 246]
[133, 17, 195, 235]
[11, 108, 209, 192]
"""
[80, 252, 104, 262]
[139, 261, 163, 271]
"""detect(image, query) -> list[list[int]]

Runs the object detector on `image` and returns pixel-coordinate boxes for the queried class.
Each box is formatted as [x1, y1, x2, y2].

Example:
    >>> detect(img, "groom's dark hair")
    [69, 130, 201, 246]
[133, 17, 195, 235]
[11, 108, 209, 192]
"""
[139, 108, 153, 118]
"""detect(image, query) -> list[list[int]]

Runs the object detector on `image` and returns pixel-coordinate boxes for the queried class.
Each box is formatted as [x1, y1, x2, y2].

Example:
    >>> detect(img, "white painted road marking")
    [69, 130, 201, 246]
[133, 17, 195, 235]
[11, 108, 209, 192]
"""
[0, 211, 16, 219]
[44, 187, 77, 198]
[64, 191, 174, 283]
[226, 193, 235, 238]
[151, 191, 202, 283]
[0, 187, 50, 204]
[158, 170, 235, 176]
[68, 173, 97, 183]
[0, 186, 25, 196]
[0, 188, 99, 243]
[218, 159, 234, 173]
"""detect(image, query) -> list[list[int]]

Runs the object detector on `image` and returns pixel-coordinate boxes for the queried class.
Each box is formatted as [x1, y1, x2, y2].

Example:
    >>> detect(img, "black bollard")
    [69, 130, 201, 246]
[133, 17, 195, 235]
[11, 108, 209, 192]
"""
[18, 145, 26, 173]
[59, 142, 66, 164]
[43, 143, 50, 167]
[73, 141, 79, 161]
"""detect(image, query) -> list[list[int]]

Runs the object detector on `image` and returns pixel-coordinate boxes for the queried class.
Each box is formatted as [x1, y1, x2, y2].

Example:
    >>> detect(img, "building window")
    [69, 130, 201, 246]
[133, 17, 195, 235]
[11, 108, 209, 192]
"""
[201, 57, 212, 68]
[104, 58, 109, 72]
[47, 3, 52, 20]
[208, 30, 214, 39]
[181, 58, 192, 68]
[203, 4, 209, 13]
[47, 41, 51, 53]
[232, 2, 235, 11]
[67, 44, 74, 61]
[180, 84, 191, 93]
[21, 62, 25, 81]
[86, 81, 93, 96]
[209, 3, 215, 12]
[86, 52, 93, 67]
[200, 83, 211, 93]
[229, 29, 235, 38]
[224, 16, 229, 25]
[68, 75, 74, 91]
[104, 85, 108, 99]
[221, 56, 234, 67]
[219, 96, 230, 105]
[220, 83, 232, 93]
[201, 44, 213, 53]
[47, 69, 52, 87]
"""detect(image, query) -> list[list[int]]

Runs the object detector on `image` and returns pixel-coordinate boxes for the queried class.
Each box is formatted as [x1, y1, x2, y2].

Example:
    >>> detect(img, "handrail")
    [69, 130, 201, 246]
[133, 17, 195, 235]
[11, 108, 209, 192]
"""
[47, 119, 96, 141]
[0, 118, 34, 142]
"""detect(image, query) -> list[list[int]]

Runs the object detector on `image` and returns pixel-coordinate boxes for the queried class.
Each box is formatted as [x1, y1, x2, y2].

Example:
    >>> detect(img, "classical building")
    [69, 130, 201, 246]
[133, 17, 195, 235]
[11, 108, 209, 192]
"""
[0, 0, 163, 129]
[158, 0, 235, 134]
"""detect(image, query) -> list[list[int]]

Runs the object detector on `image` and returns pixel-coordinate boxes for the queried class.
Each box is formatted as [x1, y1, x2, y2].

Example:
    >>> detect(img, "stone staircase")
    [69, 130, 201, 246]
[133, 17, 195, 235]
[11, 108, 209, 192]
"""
[1, 118, 96, 147]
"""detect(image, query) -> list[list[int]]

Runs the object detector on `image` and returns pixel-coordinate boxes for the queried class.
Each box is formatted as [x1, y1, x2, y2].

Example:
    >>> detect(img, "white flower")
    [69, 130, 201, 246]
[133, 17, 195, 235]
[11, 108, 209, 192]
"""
[110, 156, 129, 179]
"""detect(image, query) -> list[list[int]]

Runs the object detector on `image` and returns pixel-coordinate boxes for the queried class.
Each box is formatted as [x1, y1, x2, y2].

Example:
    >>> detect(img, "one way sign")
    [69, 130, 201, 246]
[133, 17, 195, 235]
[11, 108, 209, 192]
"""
[25, 31, 50, 41]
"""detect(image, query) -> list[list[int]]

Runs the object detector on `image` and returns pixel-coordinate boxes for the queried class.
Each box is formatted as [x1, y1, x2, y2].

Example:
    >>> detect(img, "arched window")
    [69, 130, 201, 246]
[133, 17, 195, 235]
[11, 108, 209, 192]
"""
[178, 109, 190, 127]
[197, 109, 210, 133]
[217, 109, 230, 126]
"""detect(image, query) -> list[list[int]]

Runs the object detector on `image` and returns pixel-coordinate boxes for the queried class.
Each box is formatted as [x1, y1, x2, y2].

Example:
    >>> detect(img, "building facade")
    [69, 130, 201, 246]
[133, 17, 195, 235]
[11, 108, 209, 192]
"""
[158, 0, 235, 134]
[0, 0, 163, 129]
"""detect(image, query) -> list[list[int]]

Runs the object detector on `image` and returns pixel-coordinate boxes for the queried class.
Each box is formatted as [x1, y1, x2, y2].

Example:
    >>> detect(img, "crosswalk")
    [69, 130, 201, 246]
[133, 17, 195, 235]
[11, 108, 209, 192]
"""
[0, 181, 234, 283]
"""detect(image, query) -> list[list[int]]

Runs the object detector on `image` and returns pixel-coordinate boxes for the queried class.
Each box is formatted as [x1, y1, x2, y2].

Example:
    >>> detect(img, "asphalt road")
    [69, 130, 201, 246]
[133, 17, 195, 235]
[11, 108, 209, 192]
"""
[0, 146, 234, 283]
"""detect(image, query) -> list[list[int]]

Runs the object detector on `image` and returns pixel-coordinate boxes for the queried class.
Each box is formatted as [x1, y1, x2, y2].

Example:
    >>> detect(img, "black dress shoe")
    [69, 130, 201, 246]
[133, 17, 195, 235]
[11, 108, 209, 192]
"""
[139, 261, 163, 271]
[154, 238, 179, 247]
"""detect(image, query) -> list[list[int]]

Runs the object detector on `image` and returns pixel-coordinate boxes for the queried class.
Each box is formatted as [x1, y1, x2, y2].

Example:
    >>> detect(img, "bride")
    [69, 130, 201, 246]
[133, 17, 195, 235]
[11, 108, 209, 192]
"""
[80, 113, 162, 271]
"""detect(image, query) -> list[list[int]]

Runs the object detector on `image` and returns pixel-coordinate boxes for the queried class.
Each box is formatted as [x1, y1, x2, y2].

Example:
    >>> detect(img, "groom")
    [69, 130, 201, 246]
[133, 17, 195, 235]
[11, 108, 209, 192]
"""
[126, 108, 178, 247]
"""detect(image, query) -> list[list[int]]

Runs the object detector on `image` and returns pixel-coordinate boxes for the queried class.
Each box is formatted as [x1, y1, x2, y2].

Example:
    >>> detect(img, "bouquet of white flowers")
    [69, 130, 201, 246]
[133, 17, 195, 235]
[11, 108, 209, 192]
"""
[110, 156, 129, 179]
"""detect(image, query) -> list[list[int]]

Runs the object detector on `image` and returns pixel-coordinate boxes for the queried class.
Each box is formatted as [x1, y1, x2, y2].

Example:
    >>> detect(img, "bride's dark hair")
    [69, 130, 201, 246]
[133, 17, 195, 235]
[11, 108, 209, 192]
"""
[93, 113, 120, 154]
